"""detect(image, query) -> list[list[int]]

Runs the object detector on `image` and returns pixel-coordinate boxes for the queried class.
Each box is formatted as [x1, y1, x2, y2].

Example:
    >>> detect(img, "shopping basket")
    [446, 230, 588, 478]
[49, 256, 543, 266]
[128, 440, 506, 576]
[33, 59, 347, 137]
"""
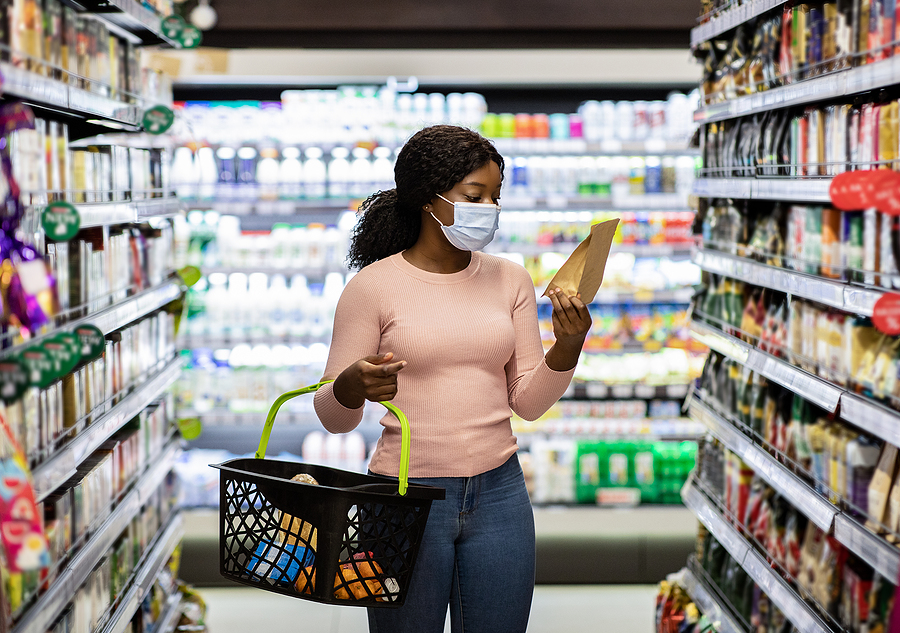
[212, 381, 445, 607]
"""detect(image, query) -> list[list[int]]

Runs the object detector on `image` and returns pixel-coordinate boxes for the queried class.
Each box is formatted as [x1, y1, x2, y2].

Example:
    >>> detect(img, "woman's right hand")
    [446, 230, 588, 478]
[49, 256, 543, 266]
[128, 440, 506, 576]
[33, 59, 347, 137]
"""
[332, 352, 407, 409]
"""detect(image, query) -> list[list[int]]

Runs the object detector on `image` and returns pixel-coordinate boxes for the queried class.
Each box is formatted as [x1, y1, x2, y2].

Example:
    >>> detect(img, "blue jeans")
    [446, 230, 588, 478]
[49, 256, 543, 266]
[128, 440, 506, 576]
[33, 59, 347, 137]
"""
[368, 454, 535, 633]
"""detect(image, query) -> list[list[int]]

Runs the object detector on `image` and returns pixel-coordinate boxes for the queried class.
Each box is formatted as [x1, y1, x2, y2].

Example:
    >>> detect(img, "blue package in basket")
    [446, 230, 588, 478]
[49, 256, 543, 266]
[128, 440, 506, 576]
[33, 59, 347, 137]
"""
[248, 541, 315, 584]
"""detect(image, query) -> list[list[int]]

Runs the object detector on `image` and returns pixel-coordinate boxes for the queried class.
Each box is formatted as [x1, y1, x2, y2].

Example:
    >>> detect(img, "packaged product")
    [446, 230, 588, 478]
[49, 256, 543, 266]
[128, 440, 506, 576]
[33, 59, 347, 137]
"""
[822, 208, 843, 278]
[866, 442, 898, 531]
[865, 573, 895, 633]
[809, 420, 830, 495]
[846, 436, 880, 516]
[797, 520, 825, 596]
[832, 430, 852, 503]
[811, 536, 847, 616]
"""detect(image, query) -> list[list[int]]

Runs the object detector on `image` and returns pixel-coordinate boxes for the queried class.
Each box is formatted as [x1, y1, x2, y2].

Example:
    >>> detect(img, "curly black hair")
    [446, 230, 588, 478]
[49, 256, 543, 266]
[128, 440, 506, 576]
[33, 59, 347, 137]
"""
[346, 125, 504, 270]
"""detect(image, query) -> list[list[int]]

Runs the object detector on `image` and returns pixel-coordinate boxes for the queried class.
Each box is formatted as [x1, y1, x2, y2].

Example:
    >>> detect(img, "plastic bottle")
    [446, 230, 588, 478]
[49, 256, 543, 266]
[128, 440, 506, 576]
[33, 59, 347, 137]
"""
[628, 157, 646, 196]
[327, 147, 351, 198]
[215, 146, 236, 199]
[288, 275, 311, 337]
[227, 273, 250, 338]
[278, 147, 303, 200]
[270, 223, 291, 269]
[196, 147, 218, 200]
[577, 157, 598, 197]
[372, 146, 395, 191]
[205, 273, 228, 337]
[350, 147, 373, 198]
[303, 147, 327, 199]
[645, 157, 662, 194]
[256, 147, 280, 201]
[268, 275, 289, 338]
[307, 224, 326, 269]
[247, 273, 270, 340]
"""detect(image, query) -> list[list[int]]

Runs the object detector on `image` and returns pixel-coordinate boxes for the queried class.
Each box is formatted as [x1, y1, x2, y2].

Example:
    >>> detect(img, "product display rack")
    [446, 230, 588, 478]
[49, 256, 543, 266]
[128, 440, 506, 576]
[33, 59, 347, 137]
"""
[15, 440, 181, 633]
[681, 558, 748, 633]
[691, 249, 882, 317]
[32, 356, 182, 501]
[691, 0, 790, 48]
[21, 195, 184, 230]
[0, 280, 182, 359]
[688, 318, 900, 447]
[692, 56, 900, 124]
[98, 517, 184, 633]
[489, 138, 701, 156]
[681, 478, 833, 633]
[69, 0, 180, 46]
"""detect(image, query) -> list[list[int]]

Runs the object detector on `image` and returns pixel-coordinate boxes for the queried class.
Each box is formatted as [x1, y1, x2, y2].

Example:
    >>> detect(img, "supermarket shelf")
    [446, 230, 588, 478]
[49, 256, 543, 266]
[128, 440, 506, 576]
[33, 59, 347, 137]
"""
[690, 319, 900, 446]
[200, 265, 348, 277]
[692, 178, 832, 203]
[150, 594, 183, 633]
[495, 243, 695, 259]
[14, 442, 181, 633]
[689, 320, 843, 412]
[0, 61, 143, 128]
[688, 397, 837, 531]
[491, 137, 699, 156]
[99, 517, 185, 633]
[19, 196, 183, 241]
[534, 417, 704, 438]
[32, 356, 182, 501]
[0, 280, 182, 361]
[681, 479, 831, 633]
[681, 563, 747, 633]
[692, 248, 882, 316]
[73, 0, 178, 46]
[691, 0, 789, 48]
[567, 382, 691, 400]
[693, 56, 900, 124]
[833, 514, 900, 582]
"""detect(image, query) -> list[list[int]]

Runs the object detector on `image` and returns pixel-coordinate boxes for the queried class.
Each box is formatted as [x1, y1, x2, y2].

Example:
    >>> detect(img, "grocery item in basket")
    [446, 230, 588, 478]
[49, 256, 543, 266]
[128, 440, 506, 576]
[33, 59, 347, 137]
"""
[279, 474, 319, 549]
[294, 552, 399, 602]
[246, 541, 315, 585]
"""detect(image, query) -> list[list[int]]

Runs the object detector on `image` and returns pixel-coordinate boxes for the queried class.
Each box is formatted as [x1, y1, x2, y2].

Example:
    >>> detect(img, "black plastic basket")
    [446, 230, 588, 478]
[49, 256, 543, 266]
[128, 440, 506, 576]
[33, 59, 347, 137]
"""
[212, 381, 445, 607]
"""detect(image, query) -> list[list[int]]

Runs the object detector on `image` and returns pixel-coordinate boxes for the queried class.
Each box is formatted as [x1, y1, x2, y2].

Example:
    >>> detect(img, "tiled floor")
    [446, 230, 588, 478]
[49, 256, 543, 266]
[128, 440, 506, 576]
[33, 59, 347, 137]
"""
[198, 584, 659, 632]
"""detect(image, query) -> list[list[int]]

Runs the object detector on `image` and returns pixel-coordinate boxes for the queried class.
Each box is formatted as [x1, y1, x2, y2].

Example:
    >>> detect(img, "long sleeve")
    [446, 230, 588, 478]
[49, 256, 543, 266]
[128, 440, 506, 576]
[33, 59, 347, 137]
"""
[504, 264, 576, 421]
[313, 271, 383, 433]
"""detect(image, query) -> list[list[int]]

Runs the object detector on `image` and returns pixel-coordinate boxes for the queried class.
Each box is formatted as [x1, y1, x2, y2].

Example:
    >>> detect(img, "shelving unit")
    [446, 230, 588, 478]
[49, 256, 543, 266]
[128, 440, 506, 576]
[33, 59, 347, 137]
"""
[692, 177, 832, 203]
[71, 0, 180, 46]
[681, 561, 747, 633]
[15, 442, 181, 633]
[693, 56, 900, 124]
[691, 0, 790, 48]
[491, 138, 700, 156]
[681, 479, 832, 633]
[0, 280, 182, 361]
[692, 249, 883, 316]
[689, 319, 900, 447]
[32, 356, 183, 501]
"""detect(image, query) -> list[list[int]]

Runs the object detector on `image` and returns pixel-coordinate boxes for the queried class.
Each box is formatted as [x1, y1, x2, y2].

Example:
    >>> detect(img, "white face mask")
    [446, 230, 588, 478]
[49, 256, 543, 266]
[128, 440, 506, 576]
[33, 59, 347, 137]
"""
[430, 194, 501, 251]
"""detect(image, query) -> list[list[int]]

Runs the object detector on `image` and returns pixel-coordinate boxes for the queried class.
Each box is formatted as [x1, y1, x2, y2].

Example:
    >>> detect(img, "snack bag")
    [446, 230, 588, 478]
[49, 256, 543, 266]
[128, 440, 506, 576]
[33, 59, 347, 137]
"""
[543, 219, 619, 303]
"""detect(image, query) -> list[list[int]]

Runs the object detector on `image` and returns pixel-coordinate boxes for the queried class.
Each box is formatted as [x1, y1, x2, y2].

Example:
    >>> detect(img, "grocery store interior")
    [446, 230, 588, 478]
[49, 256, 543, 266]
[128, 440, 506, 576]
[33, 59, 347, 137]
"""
[6, 0, 900, 631]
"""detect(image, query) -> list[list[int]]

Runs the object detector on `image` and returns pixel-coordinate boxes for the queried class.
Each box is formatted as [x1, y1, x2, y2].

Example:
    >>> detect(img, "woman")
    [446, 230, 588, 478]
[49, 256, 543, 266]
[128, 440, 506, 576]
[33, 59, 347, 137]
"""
[314, 125, 591, 633]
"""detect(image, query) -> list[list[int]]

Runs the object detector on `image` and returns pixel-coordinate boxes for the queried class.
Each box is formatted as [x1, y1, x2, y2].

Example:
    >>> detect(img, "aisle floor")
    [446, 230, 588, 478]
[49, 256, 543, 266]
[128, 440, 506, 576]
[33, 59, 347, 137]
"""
[198, 585, 659, 632]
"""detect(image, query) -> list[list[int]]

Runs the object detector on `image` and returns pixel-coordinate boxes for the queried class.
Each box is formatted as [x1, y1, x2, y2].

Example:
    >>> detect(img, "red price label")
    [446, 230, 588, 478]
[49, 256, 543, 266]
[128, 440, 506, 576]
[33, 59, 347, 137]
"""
[830, 170, 900, 210]
[872, 293, 900, 335]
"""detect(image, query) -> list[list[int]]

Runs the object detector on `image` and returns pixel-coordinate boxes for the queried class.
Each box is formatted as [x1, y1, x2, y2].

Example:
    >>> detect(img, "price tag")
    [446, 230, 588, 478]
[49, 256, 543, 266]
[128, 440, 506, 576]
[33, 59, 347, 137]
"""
[18, 348, 54, 389]
[872, 293, 900, 335]
[74, 324, 105, 361]
[41, 201, 80, 242]
[178, 24, 202, 49]
[0, 358, 28, 402]
[161, 14, 185, 40]
[142, 105, 175, 135]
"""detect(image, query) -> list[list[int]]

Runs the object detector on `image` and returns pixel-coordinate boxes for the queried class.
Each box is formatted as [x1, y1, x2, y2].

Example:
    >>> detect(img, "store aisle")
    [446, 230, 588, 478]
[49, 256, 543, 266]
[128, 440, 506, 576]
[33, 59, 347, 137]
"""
[198, 584, 658, 632]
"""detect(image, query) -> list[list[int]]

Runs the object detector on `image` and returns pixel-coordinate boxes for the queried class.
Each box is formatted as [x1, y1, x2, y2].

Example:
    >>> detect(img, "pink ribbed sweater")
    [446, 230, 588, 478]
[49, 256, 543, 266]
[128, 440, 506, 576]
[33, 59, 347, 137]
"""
[313, 251, 575, 478]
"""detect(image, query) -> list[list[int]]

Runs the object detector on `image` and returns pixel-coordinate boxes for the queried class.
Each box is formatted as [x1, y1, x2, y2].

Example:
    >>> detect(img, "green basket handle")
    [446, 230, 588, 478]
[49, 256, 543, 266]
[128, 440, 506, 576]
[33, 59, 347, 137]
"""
[254, 380, 411, 497]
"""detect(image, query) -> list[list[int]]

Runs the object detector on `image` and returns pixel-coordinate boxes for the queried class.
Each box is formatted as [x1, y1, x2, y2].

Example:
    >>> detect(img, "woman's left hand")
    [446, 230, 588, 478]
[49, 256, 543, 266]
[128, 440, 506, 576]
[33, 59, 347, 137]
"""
[547, 288, 592, 347]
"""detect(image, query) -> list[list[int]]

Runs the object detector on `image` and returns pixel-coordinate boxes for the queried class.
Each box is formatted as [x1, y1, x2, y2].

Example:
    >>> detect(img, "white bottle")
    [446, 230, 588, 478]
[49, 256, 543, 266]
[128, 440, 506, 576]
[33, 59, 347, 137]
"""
[279, 147, 303, 200]
[247, 273, 270, 340]
[196, 146, 218, 200]
[307, 224, 326, 269]
[288, 275, 311, 338]
[205, 273, 228, 338]
[226, 272, 250, 338]
[289, 225, 309, 269]
[323, 227, 343, 268]
[256, 148, 280, 201]
[268, 275, 289, 338]
[327, 147, 351, 198]
[350, 147, 373, 198]
[303, 147, 327, 199]
[270, 223, 291, 269]
[372, 146, 395, 191]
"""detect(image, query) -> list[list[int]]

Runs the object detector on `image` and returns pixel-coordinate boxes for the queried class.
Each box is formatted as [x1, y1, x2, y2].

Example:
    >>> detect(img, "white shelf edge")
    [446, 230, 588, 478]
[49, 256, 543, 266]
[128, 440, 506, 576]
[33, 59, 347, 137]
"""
[839, 394, 900, 447]
[14, 443, 181, 633]
[691, 0, 791, 48]
[99, 515, 184, 633]
[690, 320, 842, 412]
[0, 280, 182, 362]
[689, 398, 837, 531]
[693, 249, 879, 316]
[681, 568, 746, 633]
[0, 61, 143, 127]
[682, 480, 830, 633]
[692, 178, 832, 203]
[833, 514, 900, 582]
[32, 357, 182, 501]
[78, 197, 184, 228]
